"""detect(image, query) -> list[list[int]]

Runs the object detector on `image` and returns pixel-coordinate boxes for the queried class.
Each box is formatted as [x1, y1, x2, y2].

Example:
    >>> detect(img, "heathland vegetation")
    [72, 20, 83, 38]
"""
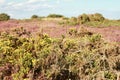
[0, 13, 10, 21]
[0, 13, 120, 80]
[58, 13, 120, 27]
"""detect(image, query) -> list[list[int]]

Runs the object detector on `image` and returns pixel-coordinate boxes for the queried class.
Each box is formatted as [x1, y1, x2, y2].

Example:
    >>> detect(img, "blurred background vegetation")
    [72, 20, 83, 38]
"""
[1, 12, 120, 27]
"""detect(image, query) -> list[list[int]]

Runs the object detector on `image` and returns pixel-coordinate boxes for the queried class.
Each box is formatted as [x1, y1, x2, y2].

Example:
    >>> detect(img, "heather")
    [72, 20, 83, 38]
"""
[0, 13, 120, 80]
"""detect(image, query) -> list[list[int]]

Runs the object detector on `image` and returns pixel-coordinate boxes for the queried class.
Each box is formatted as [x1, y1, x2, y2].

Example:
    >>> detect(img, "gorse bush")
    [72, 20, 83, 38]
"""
[61, 13, 105, 26]
[92, 13, 105, 21]
[0, 13, 10, 21]
[58, 13, 120, 27]
[78, 14, 90, 24]
[68, 27, 93, 37]
[77, 13, 105, 24]
[88, 13, 105, 22]
[0, 28, 120, 80]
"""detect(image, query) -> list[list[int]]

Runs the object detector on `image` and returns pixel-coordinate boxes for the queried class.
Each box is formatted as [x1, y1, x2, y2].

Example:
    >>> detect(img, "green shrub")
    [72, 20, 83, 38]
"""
[84, 19, 120, 27]
[69, 27, 93, 37]
[0, 13, 10, 21]
[31, 15, 38, 19]
[93, 13, 105, 22]
[70, 17, 77, 22]
[58, 17, 78, 26]
[88, 14, 95, 21]
[69, 28, 77, 36]
[78, 14, 90, 24]
[77, 13, 105, 26]
[68, 17, 78, 25]
[47, 14, 64, 18]
[88, 13, 105, 22]
[104, 71, 117, 80]
[62, 17, 69, 20]
[0, 28, 119, 80]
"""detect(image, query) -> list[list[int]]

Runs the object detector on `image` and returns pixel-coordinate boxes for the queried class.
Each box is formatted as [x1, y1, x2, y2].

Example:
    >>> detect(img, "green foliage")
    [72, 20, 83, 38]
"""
[104, 71, 117, 80]
[68, 27, 93, 37]
[58, 17, 78, 26]
[31, 15, 39, 19]
[69, 28, 77, 36]
[70, 17, 77, 22]
[0, 28, 120, 80]
[93, 13, 105, 21]
[58, 13, 120, 27]
[89, 13, 105, 22]
[78, 14, 90, 24]
[0, 13, 10, 21]
[69, 17, 78, 25]
[62, 17, 69, 20]
[47, 14, 64, 18]
[77, 13, 105, 26]
[85, 19, 120, 27]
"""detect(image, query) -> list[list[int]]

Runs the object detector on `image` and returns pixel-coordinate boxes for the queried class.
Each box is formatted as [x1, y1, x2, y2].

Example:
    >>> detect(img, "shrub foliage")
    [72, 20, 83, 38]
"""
[59, 13, 107, 26]
[0, 13, 10, 21]
[47, 14, 64, 18]
[77, 13, 105, 24]
[0, 28, 120, 80]
[78, 14, 90, 24]
[31, 15, 39, 19]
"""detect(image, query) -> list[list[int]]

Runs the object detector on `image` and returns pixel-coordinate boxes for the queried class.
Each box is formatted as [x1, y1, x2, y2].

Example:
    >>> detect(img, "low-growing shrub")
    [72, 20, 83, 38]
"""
[93, 13, 105, 22]
[0, 28, 120, 80]
[77, 13, 105, 26]
[69, 27, 93, 37]
[78, 14, 90, 24]
[47, 14, 64, 18]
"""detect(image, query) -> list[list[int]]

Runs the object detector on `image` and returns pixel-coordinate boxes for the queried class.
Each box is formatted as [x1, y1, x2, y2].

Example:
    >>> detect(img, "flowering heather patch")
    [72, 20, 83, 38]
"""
[0, 20, 120, 42]
[86, 26, 120, 42]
